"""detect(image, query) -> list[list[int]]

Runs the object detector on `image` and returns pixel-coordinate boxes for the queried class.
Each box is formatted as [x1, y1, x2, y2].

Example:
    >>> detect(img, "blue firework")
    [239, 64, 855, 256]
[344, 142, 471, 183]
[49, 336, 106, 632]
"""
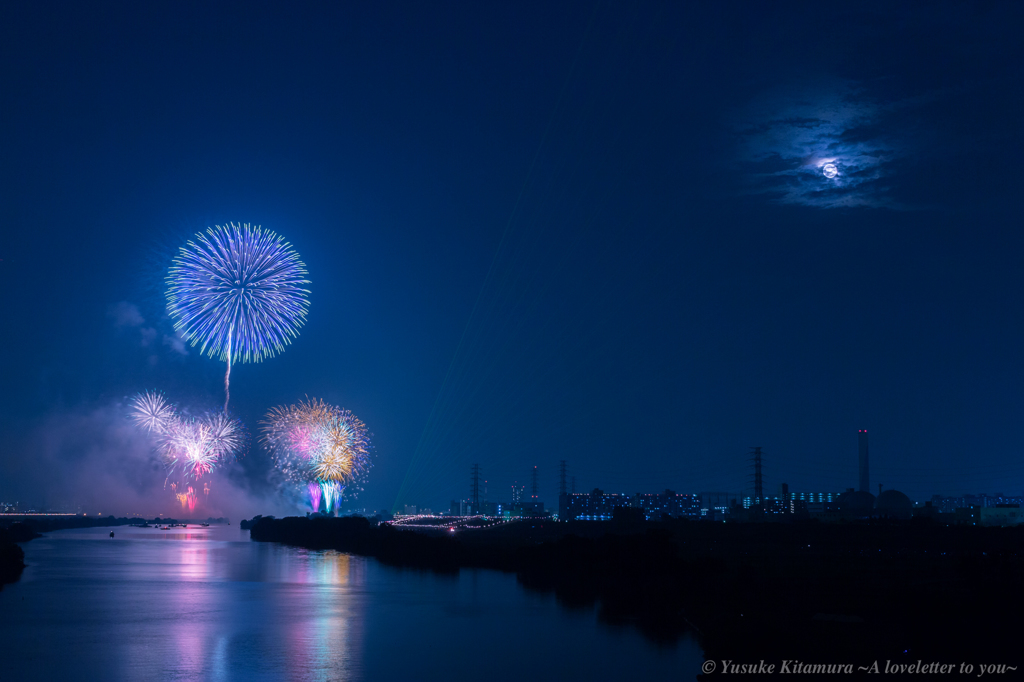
[167, 222, 310, 410]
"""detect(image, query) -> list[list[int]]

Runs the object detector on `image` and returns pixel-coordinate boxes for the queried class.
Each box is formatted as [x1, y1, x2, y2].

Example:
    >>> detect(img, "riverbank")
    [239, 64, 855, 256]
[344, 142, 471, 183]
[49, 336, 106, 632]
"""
[249, 515, 1024, 673]
[0, 516, 140, 590]
[0, 527, 26, 588]
[0, 523, 44, 589]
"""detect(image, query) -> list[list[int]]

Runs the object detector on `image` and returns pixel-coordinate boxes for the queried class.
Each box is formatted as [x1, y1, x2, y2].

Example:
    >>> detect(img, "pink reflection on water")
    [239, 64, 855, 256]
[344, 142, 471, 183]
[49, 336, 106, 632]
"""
[113, 527, 364, 679]
[179, 545, 212, 581]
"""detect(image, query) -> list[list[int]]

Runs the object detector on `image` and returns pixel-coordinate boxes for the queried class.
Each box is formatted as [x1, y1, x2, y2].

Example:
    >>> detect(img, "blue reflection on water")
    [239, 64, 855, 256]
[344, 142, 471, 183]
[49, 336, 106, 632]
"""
[0, 525, 701, 681]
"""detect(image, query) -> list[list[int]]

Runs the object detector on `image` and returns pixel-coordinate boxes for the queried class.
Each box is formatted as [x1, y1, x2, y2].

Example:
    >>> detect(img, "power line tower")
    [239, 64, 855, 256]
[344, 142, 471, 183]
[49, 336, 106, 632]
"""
[531, 466, 539, 501]
[749, 447, 763, 505]
[470, 463, 481, 508]
[558, 460, 567, 496]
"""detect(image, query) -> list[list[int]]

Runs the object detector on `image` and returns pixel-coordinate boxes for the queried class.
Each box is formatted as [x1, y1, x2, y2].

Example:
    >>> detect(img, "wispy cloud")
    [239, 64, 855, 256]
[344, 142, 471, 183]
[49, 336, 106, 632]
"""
[163, 332, 189, 356]
[732, 82, 902, 209]
[107, 301, 145, 327]
[140, 327, 157, 347]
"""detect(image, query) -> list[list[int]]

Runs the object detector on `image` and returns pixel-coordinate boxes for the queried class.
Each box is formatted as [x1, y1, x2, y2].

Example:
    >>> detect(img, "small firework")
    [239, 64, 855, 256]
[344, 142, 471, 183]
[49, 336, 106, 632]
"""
[131, 391, 176, 433]
[129, 392, 247, 502]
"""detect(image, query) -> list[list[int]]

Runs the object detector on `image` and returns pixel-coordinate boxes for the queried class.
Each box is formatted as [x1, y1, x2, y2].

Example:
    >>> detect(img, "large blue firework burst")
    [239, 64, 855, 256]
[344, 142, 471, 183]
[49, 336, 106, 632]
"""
[166, 222, 310, 410]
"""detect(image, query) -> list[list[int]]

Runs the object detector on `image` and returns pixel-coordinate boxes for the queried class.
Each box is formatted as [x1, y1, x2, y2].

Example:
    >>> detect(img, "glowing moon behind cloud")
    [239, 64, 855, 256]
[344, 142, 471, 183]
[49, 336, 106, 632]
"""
[822, 163, 838, 179]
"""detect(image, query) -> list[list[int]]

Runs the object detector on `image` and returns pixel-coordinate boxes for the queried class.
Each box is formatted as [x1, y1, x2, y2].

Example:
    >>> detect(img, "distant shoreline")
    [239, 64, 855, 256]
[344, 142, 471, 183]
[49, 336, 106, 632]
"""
[0, 515, 229, 532]
[0, 515, 231, 590]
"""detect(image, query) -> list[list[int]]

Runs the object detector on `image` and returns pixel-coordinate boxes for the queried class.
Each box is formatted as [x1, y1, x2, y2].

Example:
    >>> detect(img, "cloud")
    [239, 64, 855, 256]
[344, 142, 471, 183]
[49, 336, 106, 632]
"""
[731, 81, 903, 208]
[107, 301, 145, 328]
[163, 332, 189, 356]
[140, 327, 157, 347]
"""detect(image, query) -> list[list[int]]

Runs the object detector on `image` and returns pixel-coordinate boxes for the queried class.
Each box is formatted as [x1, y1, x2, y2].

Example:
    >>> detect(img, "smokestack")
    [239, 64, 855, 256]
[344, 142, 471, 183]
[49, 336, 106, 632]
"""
[858, 430, 869, 493]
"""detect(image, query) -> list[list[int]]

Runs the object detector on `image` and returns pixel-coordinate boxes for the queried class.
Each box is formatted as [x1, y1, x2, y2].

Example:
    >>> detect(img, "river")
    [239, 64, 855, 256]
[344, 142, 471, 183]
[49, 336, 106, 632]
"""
[0, 525, 702, 680]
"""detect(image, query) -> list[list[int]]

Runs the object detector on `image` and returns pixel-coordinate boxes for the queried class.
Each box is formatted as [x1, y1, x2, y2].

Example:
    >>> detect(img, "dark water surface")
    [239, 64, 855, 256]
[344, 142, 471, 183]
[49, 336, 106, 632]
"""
[0, 526, 701, 681]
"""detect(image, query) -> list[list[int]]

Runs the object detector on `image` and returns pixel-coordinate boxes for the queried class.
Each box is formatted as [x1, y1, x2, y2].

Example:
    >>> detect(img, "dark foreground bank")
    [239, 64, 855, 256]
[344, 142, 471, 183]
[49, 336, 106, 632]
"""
[250, 515, 1024, 676]
[0, 523, 41, 589]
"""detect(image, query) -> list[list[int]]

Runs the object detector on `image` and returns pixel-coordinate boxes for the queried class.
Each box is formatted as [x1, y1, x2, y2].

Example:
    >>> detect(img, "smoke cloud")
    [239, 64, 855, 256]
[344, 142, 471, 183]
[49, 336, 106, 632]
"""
[5, 401, 292, 520]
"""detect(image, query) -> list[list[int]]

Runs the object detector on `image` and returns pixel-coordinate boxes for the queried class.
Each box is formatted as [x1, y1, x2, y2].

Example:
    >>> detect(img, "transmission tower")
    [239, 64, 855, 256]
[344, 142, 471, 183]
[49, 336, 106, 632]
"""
[558, 460, 567, 496]
[470, 463, 481, 508]
[531, 466, 539, 500]
[749, 447, 763, 505]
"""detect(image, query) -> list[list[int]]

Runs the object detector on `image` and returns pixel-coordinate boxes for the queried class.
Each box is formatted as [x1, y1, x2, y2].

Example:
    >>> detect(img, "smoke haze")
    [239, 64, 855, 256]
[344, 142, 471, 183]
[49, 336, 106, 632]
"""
[3, 401, 292, 520]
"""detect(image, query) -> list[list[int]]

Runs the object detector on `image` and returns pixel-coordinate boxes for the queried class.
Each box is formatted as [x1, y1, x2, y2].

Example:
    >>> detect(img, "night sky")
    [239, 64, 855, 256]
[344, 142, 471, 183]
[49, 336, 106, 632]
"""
[2, 2, 1022, 515]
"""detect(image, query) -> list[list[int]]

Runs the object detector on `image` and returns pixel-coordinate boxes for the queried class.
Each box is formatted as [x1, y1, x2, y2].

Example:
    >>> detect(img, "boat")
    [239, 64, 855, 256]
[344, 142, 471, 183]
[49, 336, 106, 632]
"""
[161, 526, 170, 530]
[109, 531, 115, 538]
[201, 523, 210, 527]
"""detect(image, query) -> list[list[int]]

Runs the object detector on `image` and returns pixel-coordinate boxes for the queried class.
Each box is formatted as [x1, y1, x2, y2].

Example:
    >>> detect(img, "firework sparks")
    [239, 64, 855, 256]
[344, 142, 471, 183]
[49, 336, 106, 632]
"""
[131, 391, 176, 433]
[129, 392, 247, 506]
[204, 412, 247, 462]
[173, 420, 214, 479]
[166, 222, 310, 412]
[261, 398, 371, 512]
[321, 480, 342, 513]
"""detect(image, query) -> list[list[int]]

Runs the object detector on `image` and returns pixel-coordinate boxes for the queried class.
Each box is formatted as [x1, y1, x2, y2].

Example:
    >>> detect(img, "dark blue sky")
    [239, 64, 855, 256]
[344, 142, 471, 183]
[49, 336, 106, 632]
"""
[2, 2, 1023, 514]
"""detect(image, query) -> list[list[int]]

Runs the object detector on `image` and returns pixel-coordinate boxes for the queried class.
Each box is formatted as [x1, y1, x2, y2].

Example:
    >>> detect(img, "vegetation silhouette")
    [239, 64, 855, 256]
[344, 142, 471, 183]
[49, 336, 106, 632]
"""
[249, 514, 1024, 666]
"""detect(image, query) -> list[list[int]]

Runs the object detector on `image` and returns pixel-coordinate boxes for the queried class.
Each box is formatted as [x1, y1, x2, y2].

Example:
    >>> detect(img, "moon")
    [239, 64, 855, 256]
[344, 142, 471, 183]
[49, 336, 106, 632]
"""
[822, 163, 838, 179]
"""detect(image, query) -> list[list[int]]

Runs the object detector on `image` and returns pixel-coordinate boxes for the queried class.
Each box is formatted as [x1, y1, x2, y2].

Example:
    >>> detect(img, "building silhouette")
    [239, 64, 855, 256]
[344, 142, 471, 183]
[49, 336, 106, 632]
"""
[559, 489, 702, 521]
[558, 489, 630, 520]
[700, 492, 738, 519]
[858, 429, 869, 493]
[632, 490, 700, 520]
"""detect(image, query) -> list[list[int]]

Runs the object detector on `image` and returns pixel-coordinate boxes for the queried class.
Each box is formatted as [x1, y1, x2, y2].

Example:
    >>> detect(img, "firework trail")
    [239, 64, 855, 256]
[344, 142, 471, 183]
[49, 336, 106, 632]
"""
[176, 493, 188, 509]
[307, 482, 322, 513]
[261, 398, 372, 512]
[187, 487, 197, 513]
[321, 480, 342, 513]
[166, 222, 310, 412]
